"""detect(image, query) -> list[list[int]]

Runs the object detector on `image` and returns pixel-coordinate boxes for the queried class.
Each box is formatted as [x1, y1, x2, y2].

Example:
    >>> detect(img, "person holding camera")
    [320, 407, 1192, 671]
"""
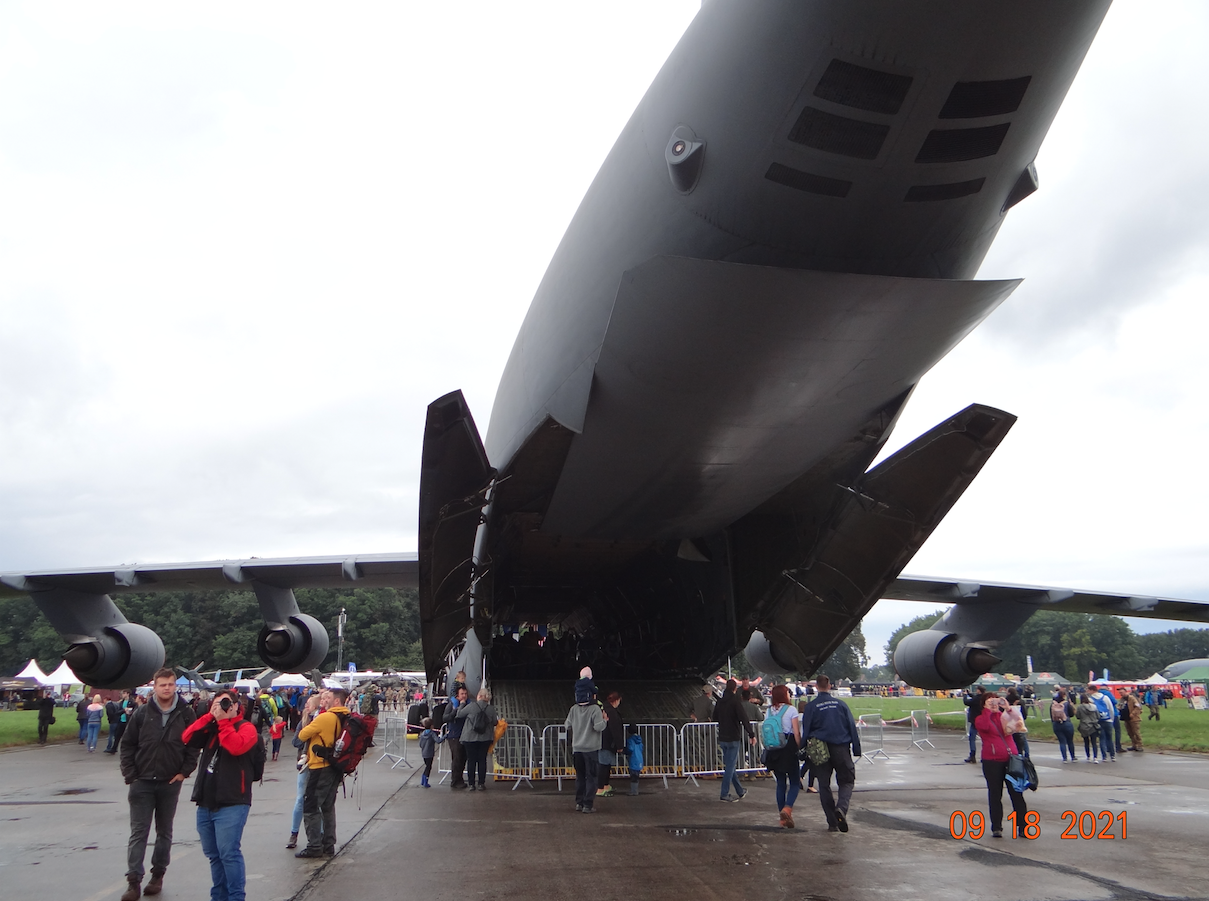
[182, 688, 260, 901]
[118, 668, 199, 901]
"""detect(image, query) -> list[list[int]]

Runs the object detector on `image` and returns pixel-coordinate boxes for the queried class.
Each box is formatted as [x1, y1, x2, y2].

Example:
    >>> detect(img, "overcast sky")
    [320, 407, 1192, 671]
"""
[2, 2, 1207, 667]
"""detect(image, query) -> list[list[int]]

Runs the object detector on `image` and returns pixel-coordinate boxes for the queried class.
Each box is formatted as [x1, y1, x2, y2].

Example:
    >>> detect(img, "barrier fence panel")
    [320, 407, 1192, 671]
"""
[909, 709, 935, 750]
[680, 722, 723, 785]
[637, 724, 677, 788]
[492, 724, 535, 790]
[857, 714, 890, 762]
[435, 734, 452, 785]
[374, 713, 411, 769]
[540, 724, 574, 790]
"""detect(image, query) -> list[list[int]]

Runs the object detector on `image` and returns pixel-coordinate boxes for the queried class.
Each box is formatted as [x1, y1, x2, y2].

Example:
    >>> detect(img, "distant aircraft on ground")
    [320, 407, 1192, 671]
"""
[3, 1, 1207, 691]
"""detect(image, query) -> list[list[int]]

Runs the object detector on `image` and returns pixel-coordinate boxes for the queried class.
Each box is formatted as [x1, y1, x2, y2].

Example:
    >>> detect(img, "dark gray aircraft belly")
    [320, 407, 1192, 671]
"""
[540, 257, 1020, 540]
[485, 0, 1109, 533]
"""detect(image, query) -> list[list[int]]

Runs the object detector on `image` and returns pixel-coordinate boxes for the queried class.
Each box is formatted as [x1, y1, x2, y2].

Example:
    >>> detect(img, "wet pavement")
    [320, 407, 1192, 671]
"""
[3, 729, 1208, 901]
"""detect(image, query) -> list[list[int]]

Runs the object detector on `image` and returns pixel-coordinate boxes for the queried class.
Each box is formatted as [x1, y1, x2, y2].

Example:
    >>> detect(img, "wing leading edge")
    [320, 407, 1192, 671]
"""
[886, 576, 1209, 624]
[0, 553, 419, 600]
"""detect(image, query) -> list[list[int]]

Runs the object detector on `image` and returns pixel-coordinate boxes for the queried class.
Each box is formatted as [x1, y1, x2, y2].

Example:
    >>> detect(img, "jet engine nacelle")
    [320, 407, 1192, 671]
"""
[63, 623, 166, 690]
[743, 630, 794, 674]
[893, 629, 1001, 690]
[257, 613, 329, 673]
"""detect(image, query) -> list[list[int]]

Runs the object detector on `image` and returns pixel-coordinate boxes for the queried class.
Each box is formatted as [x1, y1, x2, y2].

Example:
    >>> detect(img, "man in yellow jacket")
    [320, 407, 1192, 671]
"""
[294, 688, 350, 859]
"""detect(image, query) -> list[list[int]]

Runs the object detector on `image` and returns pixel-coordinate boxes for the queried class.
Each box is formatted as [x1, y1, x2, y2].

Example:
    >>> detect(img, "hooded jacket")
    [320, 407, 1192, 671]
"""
[182, 712, 259, 808]
[119, 695, 199, 784]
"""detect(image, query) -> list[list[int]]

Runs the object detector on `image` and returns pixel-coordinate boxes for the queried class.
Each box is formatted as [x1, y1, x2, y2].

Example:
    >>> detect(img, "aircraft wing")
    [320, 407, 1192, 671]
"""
[0, 553, 419, 599]
[886, 575, 1209, 624]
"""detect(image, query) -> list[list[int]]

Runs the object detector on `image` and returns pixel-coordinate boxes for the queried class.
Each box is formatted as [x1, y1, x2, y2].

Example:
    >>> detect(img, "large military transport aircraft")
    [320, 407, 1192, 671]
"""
[4, 1, 1207, 691]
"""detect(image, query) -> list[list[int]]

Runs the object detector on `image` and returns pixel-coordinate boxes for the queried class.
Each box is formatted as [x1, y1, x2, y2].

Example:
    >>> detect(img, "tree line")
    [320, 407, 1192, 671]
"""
[0, 587, 423, 677]
[883, 609, 1209, 682]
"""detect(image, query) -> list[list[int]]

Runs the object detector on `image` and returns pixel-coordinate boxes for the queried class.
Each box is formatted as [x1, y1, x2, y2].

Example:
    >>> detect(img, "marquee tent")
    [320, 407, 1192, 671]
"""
[15, 659, 51, 684]
[270, 673, 311, 688]
[44, 660, 83, 686]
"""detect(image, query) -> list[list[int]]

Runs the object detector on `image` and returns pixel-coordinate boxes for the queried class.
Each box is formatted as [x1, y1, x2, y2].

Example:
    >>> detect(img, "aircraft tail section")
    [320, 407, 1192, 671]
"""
[739, 403, 1016, 674]
[418, 390, 495, 681]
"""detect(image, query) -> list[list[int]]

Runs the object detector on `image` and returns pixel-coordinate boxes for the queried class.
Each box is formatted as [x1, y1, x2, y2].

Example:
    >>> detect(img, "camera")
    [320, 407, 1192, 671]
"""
[219, 697, 233, 712]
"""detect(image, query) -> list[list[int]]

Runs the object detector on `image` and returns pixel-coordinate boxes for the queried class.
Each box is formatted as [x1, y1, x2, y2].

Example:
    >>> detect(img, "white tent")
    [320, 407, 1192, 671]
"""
[270, 673, 311, 688]
[44, 660, 84, 687]
[15, 659, 51, 685]
[1142, 673, 1171, 684]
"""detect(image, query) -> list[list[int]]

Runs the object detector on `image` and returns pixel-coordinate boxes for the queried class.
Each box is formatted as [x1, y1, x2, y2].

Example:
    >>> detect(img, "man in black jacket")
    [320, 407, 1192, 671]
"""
[36, 690, 56, 744]
[183, 688, 260, 901]
[119, 668, 199, 901]
[714, 679, 756, 802]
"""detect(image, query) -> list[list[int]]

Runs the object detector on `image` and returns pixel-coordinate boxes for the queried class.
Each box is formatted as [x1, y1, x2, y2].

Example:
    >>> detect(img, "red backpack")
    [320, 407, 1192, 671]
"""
[316, 712, 377, 776]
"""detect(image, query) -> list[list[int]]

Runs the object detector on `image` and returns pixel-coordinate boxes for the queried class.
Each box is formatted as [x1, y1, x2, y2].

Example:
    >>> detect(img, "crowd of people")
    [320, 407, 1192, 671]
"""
[35, 659, 1196, 901]
[37, 671, 402, 901]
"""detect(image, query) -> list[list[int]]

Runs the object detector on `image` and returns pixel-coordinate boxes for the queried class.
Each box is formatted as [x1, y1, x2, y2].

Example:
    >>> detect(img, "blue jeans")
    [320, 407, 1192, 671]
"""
[968, 722, 977, 758]
[1052, 720, 1076, 760]
[291, 767, 307, 835]
[86, 722, 101, 751]
[196, 805, 249, 901]
[774, 769, 800, 811]
[1099, 722, 1115, 759]
[719, 740, 744, 799]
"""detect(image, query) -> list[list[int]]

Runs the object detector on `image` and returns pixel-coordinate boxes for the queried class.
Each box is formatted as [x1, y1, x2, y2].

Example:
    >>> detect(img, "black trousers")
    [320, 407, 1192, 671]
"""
[814, 744, 855, 829]
[464, 740, 490, 787]
[981, 759, 1027, 835]
[302, 767, 340, 853]
[127, 779, 183, 878]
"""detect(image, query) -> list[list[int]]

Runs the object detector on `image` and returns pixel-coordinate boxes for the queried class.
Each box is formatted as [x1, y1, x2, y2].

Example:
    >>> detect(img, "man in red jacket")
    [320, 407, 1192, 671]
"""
[183, 689, 259, 901]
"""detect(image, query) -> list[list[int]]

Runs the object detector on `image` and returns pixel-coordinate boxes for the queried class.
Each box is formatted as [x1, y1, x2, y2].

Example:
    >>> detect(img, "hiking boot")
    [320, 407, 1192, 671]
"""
[143, 870, 164, 896]
[121, 877, 141, 901]
[295, 848, 326, 859]
[286, 833, 298, 849]
[780, 807, 794, 829]
[835, 809, 848, 833]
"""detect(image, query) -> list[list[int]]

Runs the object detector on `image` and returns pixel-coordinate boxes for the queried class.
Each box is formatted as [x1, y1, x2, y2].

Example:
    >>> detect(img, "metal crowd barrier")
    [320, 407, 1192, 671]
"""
[679, 722, 768, 785]
[540, 724, 574, 789]
[435, 734, 452, 785]
[680, 721, 723, 784]
[374, 713, 411, 769]
[636, 724, 677, 788]
[909, 709, 935, 750]
[491, 724, 536, 790]
[857, 713, 890, 762]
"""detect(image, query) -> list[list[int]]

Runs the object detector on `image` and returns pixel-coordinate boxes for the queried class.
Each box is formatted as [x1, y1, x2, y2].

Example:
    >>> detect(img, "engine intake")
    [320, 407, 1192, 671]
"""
[257, 613, 329, 672]
[63, 623, 165, 689]
[893, 629, 1001, 690]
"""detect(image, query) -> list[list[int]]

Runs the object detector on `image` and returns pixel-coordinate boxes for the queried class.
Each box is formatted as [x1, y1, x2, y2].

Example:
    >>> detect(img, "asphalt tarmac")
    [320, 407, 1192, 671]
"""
[3, 726, 1207, 901]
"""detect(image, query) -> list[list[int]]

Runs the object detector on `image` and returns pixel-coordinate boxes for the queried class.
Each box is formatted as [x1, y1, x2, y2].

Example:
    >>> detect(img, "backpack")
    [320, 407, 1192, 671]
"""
[468, 703, 490, 734]
[761, 706, 787, 750]
[1093, 694, 1115, 722]
[250, 730, 267, 782]
[315, 712, 378, 776]
[1050, 700, 1068, 723]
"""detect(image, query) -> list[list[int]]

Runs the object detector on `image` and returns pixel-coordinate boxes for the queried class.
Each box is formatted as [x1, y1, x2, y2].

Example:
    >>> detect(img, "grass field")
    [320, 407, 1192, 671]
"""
[841, 696, 1209, 754]
[0, 709, 100, 749]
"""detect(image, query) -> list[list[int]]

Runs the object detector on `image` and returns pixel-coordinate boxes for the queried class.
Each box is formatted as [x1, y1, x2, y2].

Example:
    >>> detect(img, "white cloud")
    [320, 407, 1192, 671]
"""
[1, 2, 1206, 665]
